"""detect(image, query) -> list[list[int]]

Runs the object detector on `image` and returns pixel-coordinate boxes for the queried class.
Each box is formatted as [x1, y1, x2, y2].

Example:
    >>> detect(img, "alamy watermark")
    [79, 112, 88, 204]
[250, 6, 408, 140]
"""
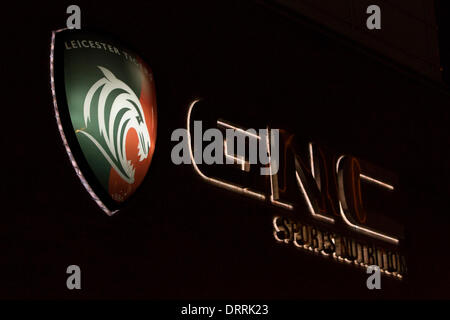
[171, 121, 279, 175]
[66, 265, 81, 290]
[366, 265, 381, 289]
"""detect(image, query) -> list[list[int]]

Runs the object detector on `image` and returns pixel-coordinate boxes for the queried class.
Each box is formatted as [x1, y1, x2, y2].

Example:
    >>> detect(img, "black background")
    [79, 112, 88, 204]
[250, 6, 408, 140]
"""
[1, 0, 450, 299]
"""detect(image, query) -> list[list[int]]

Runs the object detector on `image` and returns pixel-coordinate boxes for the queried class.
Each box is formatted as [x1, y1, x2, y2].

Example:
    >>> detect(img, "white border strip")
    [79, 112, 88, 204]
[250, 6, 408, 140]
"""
[50, 29, 116, 216]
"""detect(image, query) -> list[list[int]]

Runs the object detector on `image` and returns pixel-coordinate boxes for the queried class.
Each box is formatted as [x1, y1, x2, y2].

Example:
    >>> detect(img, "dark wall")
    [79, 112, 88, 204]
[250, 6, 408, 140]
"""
[2, 0, 450, 299]
[436, 0, 450, 84]
[272, 0, 442, 81]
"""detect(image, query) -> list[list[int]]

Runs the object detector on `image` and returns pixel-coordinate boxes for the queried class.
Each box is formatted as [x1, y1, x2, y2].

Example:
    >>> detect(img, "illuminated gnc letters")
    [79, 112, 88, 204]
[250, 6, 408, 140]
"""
[336, 155, 398, 244]
[187, 99, 398, 245]
[294, 143, 337, 223]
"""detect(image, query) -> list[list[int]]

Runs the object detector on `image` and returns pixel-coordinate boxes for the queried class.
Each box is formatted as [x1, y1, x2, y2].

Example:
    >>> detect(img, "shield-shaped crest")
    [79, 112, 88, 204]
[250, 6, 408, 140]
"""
[50, 29, 157, 215]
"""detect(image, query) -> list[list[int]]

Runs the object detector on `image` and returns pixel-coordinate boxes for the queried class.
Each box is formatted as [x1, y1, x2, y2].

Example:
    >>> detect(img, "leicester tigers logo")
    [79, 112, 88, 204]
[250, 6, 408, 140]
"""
[78, 66, 151, 184]
[51, 29, 157, 215]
